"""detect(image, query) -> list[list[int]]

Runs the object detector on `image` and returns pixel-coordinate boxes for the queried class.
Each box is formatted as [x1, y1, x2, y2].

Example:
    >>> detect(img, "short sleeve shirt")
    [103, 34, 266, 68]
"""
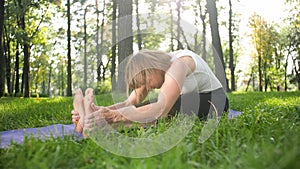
[169, 50, 223, 94]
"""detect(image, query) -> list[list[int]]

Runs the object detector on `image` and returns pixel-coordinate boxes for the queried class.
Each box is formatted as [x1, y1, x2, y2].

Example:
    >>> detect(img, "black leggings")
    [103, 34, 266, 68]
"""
[136, 88, 229, 120]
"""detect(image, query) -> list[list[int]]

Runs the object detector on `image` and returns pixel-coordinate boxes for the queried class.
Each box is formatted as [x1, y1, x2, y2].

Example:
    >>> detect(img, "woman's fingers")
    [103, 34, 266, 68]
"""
[71, 110, 80, 125]
[72, 114, 80, 120]
[84, 110, 108, 128]
[91, 103, 104, 111]
[85, 108, 112, 121]
[71, 110, 79, 115]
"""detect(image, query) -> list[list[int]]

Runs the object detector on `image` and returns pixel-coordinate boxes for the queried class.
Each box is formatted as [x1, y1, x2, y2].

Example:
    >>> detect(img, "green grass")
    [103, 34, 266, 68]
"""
[0, 92, 299, 169]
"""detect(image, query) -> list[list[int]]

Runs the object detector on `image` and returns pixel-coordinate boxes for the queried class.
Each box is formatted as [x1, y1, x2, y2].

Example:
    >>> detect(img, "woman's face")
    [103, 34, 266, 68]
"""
[144, 69, 165, 91]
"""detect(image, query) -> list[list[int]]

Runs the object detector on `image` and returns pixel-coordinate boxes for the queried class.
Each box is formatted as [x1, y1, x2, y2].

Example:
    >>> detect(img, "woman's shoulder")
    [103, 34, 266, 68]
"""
[169, 49, 199, 58]
[169, 50, 196, 74]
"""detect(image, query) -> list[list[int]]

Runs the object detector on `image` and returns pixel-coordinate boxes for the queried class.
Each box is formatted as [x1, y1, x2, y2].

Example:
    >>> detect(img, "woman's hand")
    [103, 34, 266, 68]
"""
[91, 103, 105, 111]
[71, 110, 80, 126]
[71, 110, 84, 132]
[84, 107, 124, 129]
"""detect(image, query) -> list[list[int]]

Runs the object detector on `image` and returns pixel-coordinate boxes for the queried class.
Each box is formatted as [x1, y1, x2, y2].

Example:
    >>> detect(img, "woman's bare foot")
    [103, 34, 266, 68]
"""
[73, 89, 85, 133]
[83, 88, 94, 137]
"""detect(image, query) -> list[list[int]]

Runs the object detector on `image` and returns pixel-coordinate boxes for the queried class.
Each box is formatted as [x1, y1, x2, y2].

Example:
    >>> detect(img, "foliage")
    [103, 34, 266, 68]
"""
[284, 1, 300, 90]
[0, 92, 299, 168]
[1, 0, 299, 99]
[248, 14, 292, 91]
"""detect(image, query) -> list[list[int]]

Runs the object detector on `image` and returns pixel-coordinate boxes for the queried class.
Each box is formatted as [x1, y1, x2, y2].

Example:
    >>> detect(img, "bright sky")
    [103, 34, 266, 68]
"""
[237, 0, 287, 23]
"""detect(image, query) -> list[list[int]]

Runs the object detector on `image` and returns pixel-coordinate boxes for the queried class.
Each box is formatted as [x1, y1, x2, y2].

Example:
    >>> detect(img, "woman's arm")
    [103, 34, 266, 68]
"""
[102, 56, 195, 123]
[92, 85, 149, 110]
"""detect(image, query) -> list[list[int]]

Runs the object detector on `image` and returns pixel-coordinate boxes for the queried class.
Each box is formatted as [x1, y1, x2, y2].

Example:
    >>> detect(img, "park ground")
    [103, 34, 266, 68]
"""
[0, 92, 299, 169]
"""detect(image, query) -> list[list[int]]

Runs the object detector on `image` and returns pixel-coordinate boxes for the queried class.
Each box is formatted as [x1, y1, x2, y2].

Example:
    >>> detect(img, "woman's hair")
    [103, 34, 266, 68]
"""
[125, 49, 172, 98]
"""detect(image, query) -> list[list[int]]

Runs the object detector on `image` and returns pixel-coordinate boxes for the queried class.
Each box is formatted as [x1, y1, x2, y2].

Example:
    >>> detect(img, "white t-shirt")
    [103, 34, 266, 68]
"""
[169, 50, 223, 94]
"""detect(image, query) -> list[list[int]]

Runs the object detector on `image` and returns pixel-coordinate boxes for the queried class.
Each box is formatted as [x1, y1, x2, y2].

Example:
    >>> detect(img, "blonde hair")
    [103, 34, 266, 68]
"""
[125, 49, 172, 101]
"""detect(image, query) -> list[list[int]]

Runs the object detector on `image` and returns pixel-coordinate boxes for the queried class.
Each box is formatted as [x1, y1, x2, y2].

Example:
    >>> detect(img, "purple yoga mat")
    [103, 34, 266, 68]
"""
[0, 110, 242, 148]
[0, 124, 83, 148]
[228, 109, 243, 118]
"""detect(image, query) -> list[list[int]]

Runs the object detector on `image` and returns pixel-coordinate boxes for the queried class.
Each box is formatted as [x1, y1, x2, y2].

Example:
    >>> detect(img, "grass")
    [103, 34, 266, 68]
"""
[0, 92, 299, 169]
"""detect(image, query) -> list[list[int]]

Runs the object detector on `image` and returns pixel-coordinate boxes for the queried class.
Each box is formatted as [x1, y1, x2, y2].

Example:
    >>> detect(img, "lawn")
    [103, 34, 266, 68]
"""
[0, 92, 299, 169]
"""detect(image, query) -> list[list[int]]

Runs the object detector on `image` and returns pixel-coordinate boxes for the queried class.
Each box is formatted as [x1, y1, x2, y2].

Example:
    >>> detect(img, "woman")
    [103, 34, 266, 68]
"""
[72, 49, 229, 134]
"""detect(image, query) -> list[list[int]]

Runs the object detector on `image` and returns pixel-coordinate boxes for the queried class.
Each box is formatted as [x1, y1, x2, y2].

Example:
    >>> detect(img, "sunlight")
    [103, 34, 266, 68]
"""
[238, 0, 287, 23]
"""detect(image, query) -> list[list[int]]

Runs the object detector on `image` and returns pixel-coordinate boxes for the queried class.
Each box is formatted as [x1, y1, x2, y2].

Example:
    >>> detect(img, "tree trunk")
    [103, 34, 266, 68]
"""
[48, 61, 53, 96]
[17, 0, 30, 97]
[111, 0, 117, 91]
[23, 43, 30, 97]
[135, 0, 142, 50]
[5, 33, 12, 96]
[100, 1, 105, 82]
[83, 7, 88, 89]
[14, 43, 20, 96]
[264, 62, 267, 91]
[4, 8, 11, 96]
[21, 72, 24, 94]
[228, 0, 235, 91]
[258, 54, 262, 91]
[169, 3, 174, 51]
[245, 76, 252, 92]
[284, 52, 290, 91]
[297, 58, 300, 91]
[102, 59, 110, 82]
[206, 0, 228, 90]
[66, 0, 72, 96]
[293, 57, 300, 91]
[96, 0, 105, 82]
[96, 0, 101, 82]
[61, 58, 64, 96]
[117, 0, 133, 91]
[194, 17, 199, 53]
[198, 0, 207, 61]
[0, 0, 5, 97]
[176, 0, 183, 50]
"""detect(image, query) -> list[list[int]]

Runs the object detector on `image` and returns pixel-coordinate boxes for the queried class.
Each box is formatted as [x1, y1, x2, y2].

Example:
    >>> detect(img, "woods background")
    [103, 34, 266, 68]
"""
[0, 0, 299, 98]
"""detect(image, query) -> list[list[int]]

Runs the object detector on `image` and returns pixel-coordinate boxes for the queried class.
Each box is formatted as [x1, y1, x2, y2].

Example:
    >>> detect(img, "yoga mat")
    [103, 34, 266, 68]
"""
[0, 124, 83, 148]
[228, 109, 243, 118]
[0, 110, 242, 148]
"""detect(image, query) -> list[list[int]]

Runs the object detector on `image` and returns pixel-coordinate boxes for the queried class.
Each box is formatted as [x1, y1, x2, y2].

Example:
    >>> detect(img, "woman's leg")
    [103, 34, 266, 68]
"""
[134, 89, 229, 120]
[208, 88, 229, 117]
[171, 88, 229, 120]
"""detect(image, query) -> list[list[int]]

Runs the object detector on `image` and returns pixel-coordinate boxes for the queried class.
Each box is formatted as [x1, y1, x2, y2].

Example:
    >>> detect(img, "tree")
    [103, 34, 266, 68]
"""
[285, 1, 300, 90]
[14, 0, 58, 97]
[4, 0, 21, 96]
[66, 0, 72, 96]
[96, 0, 105, 83]
[135, 0, 142, 50]
[4, 3, 12, 96]
[117, 0, 133, 91]
[198, 0, 208, 61]
[249, 13, 289, 91]
[111, 0, 117, 91]
[14, 43, 20, 96]
[83, 7, 87, 89]
[169, 2, 175, 51]
[228, 0, 235, 91]
[249, 14, 282, 91]
[0, 0, 5, 97]
[96, 0, 101, 82]
[176, 0, 183, 50]
[206, 0, 228, 90]
[249, 14, 265, 91]
[16, 0, 31, 97]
